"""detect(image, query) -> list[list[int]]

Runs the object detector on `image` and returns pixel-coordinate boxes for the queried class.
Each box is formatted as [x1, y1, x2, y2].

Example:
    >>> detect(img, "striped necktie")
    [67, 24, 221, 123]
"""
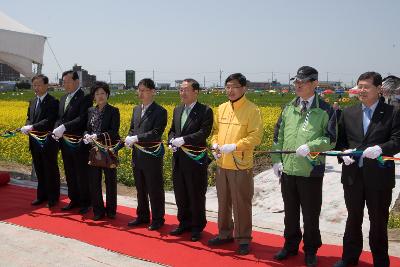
[181, 107, 189, 130]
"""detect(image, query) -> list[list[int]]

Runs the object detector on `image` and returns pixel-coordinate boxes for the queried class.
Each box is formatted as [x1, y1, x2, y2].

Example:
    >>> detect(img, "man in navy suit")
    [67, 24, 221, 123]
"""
[334, 72, 400, 267]
[21, 74, 60, 208]
[125, 78, 167, 230]
[53, 70, 92, 214]
[168, 79, 213, 242]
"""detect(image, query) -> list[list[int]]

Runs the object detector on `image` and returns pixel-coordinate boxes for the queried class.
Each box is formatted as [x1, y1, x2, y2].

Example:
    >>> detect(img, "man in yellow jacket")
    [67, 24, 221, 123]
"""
[208, 73, 263, 255]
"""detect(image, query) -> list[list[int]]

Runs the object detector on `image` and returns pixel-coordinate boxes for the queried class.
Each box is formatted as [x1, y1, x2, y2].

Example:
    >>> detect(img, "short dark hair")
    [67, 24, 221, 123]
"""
[225, 73, 247, 86]
[91, 81, 110, 98]
[357, 72, 382, 87]
[138, 78, 156, 90]
[32, 74, 49, 84]
[62, 70, 79, 80]
[183, 78, 200, 91]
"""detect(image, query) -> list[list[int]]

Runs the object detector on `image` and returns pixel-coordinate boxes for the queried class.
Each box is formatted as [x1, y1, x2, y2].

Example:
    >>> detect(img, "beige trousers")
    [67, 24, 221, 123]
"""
[215, 167, 254, 244]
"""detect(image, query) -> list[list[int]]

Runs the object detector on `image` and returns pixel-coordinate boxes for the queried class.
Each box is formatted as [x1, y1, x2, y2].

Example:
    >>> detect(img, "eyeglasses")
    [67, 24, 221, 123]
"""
[357, 84, 376, 90]
[225, 85, 243, 90]
[179, 89, 194, 93]
[293, 80, 312, 85]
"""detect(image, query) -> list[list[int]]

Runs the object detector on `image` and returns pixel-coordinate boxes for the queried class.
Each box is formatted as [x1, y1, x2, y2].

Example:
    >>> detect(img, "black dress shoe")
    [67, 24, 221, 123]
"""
[148, 221, 164, 231]
[191, 232, 202, 242]
[127, 218, 150, 227]
[333, 259, 359, 267]
[208, 236, 235, 246]
[106, 213, 116, 219]
[31, 199, 45, 206]
[305, 253, 318, 267]
[79, 206, 90, 214]
[46, 200, 59, 208]
[169, 226, 191, 236]
[273, 248, 298, 261]
[237, 244, 250, 255]
[61, 202, 79, 211]
[93, 214, 105, 221]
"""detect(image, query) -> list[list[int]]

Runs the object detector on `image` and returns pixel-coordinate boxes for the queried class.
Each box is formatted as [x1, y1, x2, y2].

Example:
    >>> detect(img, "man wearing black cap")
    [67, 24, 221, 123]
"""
[271, 66, 337, 266]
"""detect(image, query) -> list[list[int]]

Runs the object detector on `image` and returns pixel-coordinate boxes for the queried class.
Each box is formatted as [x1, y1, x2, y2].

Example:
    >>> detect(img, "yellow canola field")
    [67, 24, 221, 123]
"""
[0, 100, 281, 187]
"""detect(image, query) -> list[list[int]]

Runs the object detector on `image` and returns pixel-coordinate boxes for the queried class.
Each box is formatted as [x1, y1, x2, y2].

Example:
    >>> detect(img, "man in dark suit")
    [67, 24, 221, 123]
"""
[334, 72, 400, 267]
[168, 78, 213, 242]
[21, 74, 60, 208]
[125, 78, 167, 230]
[53, 70, 93, 214]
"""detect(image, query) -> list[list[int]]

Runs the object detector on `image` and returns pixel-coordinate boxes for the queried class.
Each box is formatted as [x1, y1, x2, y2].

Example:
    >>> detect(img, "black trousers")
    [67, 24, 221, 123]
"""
[88, 166, 117, 216]
[31, 138, 60, 202]
[281, 174, 323, 254]
[342, 169, 392, 267]
[60, 144, 90, 207]
[172, 166, 208, 232]
[134, 166, 165, 223]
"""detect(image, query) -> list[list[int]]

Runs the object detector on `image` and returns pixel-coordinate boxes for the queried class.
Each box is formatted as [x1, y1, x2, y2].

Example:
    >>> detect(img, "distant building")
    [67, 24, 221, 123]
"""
[0, 81, 17, 91]
[317, 81, 342, 90]
[247, 81, 271, 90]
[109, 83, 125, 90]
[72, 64, 96, 88]
[175, 80, 183, 89]
[157, 83, 170, 90]
[126, 70, 135, 89]
[0, 63, 19, 81]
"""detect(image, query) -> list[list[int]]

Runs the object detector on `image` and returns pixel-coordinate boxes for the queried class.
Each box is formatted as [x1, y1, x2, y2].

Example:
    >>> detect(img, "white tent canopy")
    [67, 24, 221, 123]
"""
[0, 10, 46, 77]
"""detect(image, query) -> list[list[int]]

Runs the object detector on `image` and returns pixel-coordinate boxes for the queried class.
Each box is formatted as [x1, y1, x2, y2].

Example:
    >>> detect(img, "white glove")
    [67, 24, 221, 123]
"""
[273, 162, 283, 177]
[52, 124, 66, 139]
[219, 144, 237, 154]
[124, 135, 138, 147]
[90, 134, 97, 141]
[296, 144, 310, 157]
[362, 145, 382, 159]
[168, 144, 177, 153]
[83, 134, 91, 144]
[20, 125, 33, 135]
[171, 137, 185, 148]
[342, 149, 355, 166]
[211, 143, 221, 160]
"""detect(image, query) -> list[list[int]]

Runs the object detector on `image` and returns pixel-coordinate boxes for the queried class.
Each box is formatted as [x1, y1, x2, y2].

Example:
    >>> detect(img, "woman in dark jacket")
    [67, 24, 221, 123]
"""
[84, 81, 120, 221]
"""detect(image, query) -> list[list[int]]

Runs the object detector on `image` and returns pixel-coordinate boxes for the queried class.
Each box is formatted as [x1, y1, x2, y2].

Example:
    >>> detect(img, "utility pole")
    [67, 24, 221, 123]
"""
[271, 71, 274, 89]
[288, 73, 291, 91]
[326, 72, 329, 84]
[203, 76, 206, 88]
[152, 69, 155, 81]
[219, 69, 223, 87]
[108, 70, 112, 83]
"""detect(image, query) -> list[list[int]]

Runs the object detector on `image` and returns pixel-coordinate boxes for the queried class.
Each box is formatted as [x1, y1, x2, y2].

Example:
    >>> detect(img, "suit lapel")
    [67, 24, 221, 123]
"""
[182, 102, 198, 133]
[30, 98, 37, 122]
[139, 102, 155, 126]
[100, 104, 110, 132]
[353, 104, 364, 138]
[364, 101, 385, 140]
[134, 105, 141, 128]
[176, 105, 184, 136]
[63, 89, 82, 115]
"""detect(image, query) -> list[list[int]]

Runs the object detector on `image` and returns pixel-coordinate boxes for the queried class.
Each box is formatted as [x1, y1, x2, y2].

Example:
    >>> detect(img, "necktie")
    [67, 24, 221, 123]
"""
[363, 107, 372, 134]
[301, 100, 308, 113]
[359, 107, 372, 167]
[141, 105, 146, 118]
[64, 94, 72, 112]
[181, 107, 189, 130]
[34, 98, 41, 120]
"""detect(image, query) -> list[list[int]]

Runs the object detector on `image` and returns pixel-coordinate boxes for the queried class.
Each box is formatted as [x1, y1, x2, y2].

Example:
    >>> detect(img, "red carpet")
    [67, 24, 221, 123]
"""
[0, 184, 399, 267]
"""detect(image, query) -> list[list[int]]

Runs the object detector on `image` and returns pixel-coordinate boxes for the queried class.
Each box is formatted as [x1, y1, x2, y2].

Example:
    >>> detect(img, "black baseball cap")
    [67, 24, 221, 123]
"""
[291, 66, 318, 81]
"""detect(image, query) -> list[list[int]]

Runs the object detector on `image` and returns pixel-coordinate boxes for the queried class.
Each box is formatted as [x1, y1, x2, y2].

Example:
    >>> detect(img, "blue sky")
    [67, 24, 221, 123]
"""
[2, 0, 399, 86]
